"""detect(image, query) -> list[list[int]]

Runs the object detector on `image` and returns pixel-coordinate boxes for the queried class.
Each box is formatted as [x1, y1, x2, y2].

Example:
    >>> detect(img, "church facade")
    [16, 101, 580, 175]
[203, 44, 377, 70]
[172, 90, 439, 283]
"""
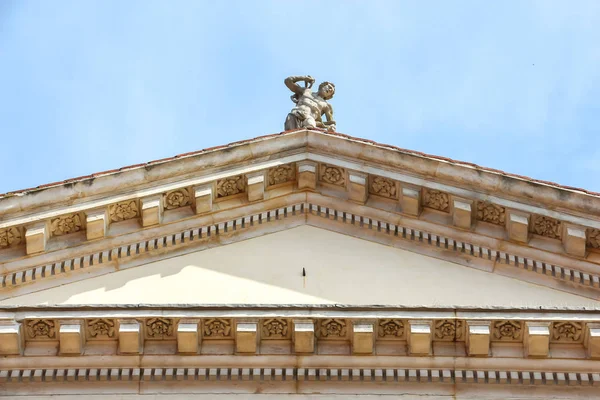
[1, 129, 600, 398]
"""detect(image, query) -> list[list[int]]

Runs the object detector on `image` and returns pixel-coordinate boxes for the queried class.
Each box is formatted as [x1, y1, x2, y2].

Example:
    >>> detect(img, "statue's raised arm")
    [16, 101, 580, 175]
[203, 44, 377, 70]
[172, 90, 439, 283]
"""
[283, 75, 336, 132]
[284, 75, 315, 96]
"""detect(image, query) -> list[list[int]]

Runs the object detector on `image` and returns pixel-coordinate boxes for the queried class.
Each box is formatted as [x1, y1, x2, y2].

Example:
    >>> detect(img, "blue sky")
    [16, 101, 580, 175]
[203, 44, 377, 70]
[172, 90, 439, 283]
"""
[1, 0, 599, 194]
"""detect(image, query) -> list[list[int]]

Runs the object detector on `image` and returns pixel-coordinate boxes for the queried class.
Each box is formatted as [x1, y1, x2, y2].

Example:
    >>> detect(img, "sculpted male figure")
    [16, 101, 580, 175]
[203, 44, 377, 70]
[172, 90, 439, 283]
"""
[284, 75, 336, 131]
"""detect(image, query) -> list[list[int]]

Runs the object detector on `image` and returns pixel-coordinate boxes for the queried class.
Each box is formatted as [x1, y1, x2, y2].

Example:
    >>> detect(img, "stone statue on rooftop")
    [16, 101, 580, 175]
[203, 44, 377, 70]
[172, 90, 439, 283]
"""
[284, 75, 336, 132]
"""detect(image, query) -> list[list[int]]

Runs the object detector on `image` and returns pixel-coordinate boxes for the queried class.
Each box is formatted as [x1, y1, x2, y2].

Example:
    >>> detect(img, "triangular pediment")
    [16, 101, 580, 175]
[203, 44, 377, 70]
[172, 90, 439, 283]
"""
[1, 130, 600, 304]
[4, 225, 600, 308]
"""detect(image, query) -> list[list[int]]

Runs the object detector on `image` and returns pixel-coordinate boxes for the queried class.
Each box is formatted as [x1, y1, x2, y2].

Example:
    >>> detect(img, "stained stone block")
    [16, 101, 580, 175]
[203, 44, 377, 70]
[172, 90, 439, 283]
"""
[452, 198, 474, 230]
[507, 211, 530, 243]
[524, 322, 550, 358]
[25, 222, 47, 254]
[177, 320, 199, 354]
[235, 322, 258, 353]
[140, 195, 163, 227]
[348, 172, 368, 204]
[466, 321, 491, 357]
[352, 323, 374, 354]
[85, 208, 108, 240]
[59, 322, 85, 355]
[297, 161, 317, 190]
[400, 186, 421, 216]
[585, 323, 600, 359]
[408, 320, 431, 356]
[194, 184, 213, 214]
[246, 172, 265, 202]
[293, 319, 315, 353]
[0, 322, 22, 355]
[563, 224, 587, 257]
[119, 321, 142, 354]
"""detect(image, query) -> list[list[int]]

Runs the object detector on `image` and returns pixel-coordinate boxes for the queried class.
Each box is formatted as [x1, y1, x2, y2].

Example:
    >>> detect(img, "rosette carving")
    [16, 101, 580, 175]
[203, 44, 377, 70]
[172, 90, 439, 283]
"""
[378, 319, 404, 338]
[216, 176, 245, 198]
[476, 202, 506, 225]
[434, 320, 463, 340]
[493, 321, 522, 341]
[87, 318, 116, 339]
[532, 215, 562, 239]
[587, 229, 600, 249]
[51, 214, 83, 236]
[26, 319, 56, 339]
[203, 318, 232, 337]
[0, 227, 22, 247]
[268, 164, 295, 186]
[370, 176, 397, 199]
[262, 318, 289, 338]
[109, 201, 139, 222]
[423, 189, 449, 212]
[146, 318, 174, 338]
[320, 165, 345, 186]
[552, 322, 582, 342]
[164, 188, 191, 210]
[319, 319, 347, 338]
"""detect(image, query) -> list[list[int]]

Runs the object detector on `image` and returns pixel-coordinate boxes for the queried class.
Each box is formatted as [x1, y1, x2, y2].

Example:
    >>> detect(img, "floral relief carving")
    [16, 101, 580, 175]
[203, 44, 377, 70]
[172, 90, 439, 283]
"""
[320, 165, 346, 186]
[164, 188, 191, 210]
[476, 202, 506, 225]
[262, 318, 289, 338]
[268, 164, 295, 186]
[370, 176, 397, 199]
[493, 321, 522, 341]
[109, 201, 139, 222]
[587, 229, 600, 249]
[434, 320, 463, 340]
[203, 318, 232, 338]
[145, 318, 174, 339]
[216, 176, 245, 198]
[423, 189, 449, 212]
[552, 322, 582, 342]
[378, 319, 404, 338]
[0, 227, 22, 247]
[531, 215, 562, 239]
[50, 214, 83, 236]
[26, 319, 56, 339]
[87, 319, 116, 339]
[319, 319, 347, 338]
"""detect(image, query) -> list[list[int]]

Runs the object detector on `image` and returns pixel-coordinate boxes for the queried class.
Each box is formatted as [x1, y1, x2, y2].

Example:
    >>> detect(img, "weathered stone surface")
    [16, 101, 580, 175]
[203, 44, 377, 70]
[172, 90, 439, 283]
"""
[0, 322, 22, 355]
[408, 320, 431, 355]
[85, 208, 108, 240]
[297, 161, 317, 190]
[352, 322, 374, 354]
[59, 321, 84, 355]
[177, 320, 199, 354]
[235, 322, 258, 353]
[140, 195, 163, 227]
[293, 319, 314, 353]
[400, 186, 421, 216]
[284, 75, 335, 131]
[348, 171, 368, 204]
[563, 224, 587, 257]
[25, 222, 47, 254]
[507, 210, 530, 243]
[119, 321, 142, 354]
[466, 321, 491, 356]
[524, 322, 550, 358]
[246, 172, 265, 202]
[193, 184, 213, 214]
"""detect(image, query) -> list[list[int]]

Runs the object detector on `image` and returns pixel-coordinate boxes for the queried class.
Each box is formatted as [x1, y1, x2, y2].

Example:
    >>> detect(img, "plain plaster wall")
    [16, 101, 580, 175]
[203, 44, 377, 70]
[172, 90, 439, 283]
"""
[4, 226, 600, 307]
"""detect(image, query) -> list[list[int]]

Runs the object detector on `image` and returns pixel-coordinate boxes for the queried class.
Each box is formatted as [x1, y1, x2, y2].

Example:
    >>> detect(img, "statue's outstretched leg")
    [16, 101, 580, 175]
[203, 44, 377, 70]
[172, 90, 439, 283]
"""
[284, 113, 298, 131]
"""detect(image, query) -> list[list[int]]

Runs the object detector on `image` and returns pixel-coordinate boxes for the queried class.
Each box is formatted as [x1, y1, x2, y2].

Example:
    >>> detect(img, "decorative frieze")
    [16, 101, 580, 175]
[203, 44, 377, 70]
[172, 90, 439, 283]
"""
[476, 202, 505, 226]
[203, 318, 232, 338]
[268, 164, 295, 186]
[531, 215, 562, 240]
[87, 318, 116, 339]
[378, 319, 405, 339]
[164, 188, 191, 210]
[369, 176, 398, 199]
[318, 319, 347, 338]
[0, 226, 22, 248]
[493, 320, 523, 341]
[216, 175, 245, 198]
[25, 319, 56, 340]
[551, 321, 583, 343]
[262, 318, 289, 339]
[422, 189, 449, 212]
[109, 200, 139, 222]
[319, 164, 346, 187]
[50, 213, 83, 236]
[145, 318, 174, 339]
